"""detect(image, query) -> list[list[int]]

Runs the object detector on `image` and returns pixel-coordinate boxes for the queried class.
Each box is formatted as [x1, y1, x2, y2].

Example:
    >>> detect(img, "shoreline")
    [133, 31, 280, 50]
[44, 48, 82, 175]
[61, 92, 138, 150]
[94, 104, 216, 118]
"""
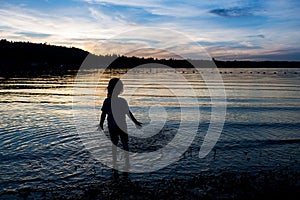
[1, 166, 299, 200]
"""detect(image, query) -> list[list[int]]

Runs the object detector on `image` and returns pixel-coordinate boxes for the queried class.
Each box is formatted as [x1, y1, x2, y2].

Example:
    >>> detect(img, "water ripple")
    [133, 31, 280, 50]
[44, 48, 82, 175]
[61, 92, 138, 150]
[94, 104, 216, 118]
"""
[1, 68, 300, 194]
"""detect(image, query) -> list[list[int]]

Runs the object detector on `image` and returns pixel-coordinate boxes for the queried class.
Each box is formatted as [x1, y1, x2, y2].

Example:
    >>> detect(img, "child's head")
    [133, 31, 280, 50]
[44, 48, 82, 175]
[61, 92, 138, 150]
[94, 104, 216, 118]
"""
[107, 78, 123, 97]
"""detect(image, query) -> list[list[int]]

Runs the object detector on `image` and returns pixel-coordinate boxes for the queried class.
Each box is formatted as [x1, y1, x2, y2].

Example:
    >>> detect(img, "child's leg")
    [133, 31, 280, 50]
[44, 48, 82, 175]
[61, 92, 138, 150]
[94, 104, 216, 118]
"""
[119, 131, 129, 151]
[119, 130, 129, 171]
[108, 127, 119, 168]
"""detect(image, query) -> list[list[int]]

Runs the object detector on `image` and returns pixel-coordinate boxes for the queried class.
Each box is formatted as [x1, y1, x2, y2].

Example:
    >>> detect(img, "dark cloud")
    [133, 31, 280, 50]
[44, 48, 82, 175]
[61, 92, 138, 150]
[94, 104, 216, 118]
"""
[216, 48, 300, 61]
[248, 34, 265, 39]
[246, 49, 300, 61]
[0, 25, 12, 30]
[198, 41, 262, 50]
[17, 32, 51, 38]
[231, 44, 262, 50]
[209, 7, 252, 18]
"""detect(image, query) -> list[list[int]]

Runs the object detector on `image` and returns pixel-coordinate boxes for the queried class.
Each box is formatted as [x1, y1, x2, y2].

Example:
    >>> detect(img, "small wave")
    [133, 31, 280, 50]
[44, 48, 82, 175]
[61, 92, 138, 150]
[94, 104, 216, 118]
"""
[217, 138, 300, 150]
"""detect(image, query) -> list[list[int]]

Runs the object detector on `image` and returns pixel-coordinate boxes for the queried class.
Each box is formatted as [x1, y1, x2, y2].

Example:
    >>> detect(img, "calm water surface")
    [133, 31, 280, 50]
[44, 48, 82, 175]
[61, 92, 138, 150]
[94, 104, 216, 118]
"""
[1, 68, 300, 194]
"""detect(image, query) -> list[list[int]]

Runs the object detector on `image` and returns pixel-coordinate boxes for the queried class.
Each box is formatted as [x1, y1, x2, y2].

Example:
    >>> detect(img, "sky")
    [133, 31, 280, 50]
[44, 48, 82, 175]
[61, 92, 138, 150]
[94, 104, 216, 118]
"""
[0, 0, 300, 60]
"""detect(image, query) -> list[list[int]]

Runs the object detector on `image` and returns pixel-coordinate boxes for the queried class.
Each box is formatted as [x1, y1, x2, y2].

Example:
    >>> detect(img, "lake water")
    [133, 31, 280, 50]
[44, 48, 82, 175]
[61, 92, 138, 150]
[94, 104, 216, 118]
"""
[1, 67, 300, 197]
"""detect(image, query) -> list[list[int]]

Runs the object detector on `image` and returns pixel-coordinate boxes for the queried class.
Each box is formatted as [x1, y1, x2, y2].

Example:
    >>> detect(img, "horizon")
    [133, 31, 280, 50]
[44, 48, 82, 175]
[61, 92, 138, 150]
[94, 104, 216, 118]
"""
[1, 0, 300, 61]
[3, 38, 300, 63]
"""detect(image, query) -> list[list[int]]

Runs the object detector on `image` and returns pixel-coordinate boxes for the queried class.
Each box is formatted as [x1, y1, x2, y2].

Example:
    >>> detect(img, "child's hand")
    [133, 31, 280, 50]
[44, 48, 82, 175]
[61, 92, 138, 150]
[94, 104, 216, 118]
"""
[135, 121, 142, 129]
[97, 124, 104, 131]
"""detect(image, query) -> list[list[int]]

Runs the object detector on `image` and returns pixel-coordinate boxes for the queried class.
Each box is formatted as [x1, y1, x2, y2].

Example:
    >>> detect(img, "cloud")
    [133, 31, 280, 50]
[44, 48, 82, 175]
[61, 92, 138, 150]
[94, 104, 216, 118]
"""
[248, 34, 265, 39]
[83, 0, 159, 8]
[209, 7, 253, 17]
[262, 0, 300, 19]
[236, 48, 300, 61]
[87, 7, 135, 26]
[17, 32, 52, 38]
[0, 3, 138, 42]
[83, 0, 209, 18]
[1, 1, 300, 60]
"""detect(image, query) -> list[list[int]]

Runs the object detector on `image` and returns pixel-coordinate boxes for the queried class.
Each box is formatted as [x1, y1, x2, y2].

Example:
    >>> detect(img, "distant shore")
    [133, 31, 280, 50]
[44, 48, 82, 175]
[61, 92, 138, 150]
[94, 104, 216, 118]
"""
[1, 39, 300, 77]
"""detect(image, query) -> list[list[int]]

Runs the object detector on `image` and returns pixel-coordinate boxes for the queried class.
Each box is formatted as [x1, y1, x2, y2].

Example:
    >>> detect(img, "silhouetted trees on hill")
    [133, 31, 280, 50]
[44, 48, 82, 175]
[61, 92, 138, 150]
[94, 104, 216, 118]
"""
[0, 39, 299, 77]
[0, 39, 89, 76]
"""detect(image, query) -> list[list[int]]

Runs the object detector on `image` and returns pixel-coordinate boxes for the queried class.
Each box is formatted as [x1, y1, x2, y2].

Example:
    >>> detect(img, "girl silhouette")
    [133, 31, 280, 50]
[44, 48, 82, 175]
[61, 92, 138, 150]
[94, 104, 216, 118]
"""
[99, 78, 142, 170]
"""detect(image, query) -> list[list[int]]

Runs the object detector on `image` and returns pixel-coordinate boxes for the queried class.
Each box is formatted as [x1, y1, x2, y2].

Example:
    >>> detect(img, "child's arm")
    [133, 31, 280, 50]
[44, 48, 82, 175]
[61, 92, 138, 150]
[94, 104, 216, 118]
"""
[128, 110, 142, 127]
[99, 111, 106, 130]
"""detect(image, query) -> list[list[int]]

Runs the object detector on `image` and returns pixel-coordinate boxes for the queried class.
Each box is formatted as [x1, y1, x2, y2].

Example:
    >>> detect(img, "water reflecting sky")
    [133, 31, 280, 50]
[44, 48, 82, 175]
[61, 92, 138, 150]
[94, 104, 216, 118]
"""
[0, 68, 300, 193]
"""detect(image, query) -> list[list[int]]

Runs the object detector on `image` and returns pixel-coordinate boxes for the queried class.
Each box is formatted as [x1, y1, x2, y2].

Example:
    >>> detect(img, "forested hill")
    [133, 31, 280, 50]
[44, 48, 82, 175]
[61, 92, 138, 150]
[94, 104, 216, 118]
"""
[0, 39, 89, 75]
[0, 39, 299, 76]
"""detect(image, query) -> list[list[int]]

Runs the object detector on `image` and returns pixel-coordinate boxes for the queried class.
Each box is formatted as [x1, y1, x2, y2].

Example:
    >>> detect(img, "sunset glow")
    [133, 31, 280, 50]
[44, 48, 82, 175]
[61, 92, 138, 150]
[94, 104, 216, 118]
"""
[1, 0, 300, 60]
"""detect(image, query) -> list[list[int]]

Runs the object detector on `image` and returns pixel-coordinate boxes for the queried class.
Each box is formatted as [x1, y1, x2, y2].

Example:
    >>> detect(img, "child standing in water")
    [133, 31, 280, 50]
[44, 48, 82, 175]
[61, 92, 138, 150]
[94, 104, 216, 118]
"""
[99, 78, 142, 171]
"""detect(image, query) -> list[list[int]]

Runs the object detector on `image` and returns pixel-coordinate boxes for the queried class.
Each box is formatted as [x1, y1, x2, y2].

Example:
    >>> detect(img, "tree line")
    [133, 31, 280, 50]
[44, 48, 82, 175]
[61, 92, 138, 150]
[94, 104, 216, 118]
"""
[0, 39, 299, 77]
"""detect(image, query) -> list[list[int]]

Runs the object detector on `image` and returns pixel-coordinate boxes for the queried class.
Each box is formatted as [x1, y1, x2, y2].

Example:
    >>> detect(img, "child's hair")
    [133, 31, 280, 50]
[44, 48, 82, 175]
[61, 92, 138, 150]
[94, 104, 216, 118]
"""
[107, 78, 123, 97]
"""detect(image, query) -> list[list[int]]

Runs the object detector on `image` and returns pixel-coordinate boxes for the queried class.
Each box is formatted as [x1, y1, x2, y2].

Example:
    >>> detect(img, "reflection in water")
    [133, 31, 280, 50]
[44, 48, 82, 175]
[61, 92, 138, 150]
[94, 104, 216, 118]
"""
[0, 68, 300, 197]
